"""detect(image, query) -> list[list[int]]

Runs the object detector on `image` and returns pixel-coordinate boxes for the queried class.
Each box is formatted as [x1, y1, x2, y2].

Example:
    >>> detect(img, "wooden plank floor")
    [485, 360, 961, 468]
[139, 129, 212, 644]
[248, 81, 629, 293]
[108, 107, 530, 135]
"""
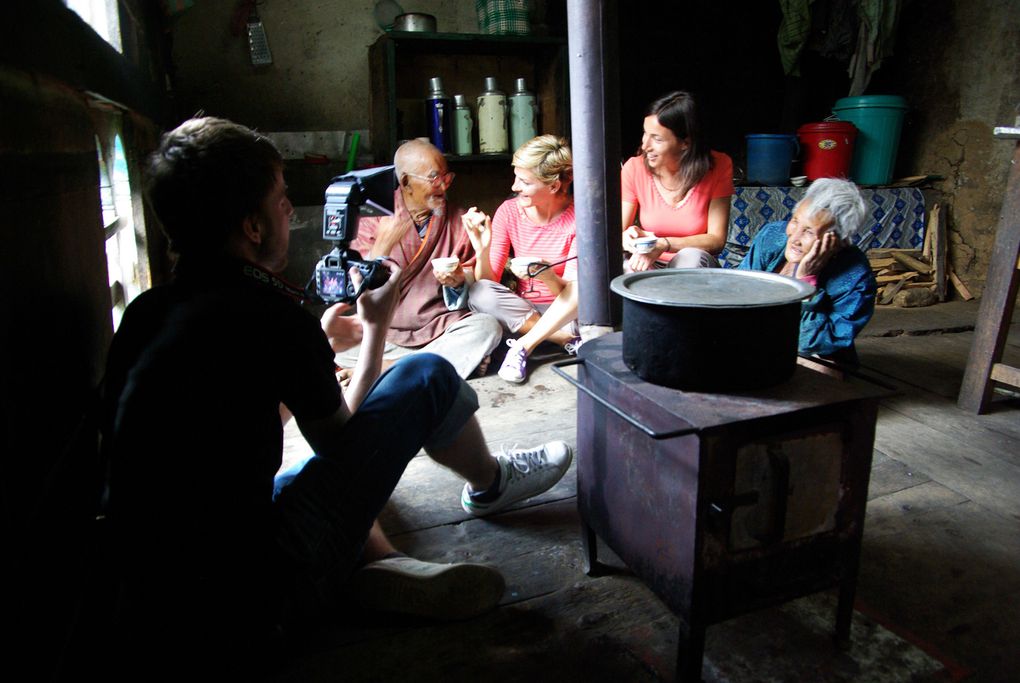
[278, 301, 1020, 682]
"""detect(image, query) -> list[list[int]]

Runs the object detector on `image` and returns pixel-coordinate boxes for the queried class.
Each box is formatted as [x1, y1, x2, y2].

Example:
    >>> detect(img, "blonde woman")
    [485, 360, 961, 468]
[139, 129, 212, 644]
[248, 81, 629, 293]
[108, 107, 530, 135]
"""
[464, 135, 580, 383]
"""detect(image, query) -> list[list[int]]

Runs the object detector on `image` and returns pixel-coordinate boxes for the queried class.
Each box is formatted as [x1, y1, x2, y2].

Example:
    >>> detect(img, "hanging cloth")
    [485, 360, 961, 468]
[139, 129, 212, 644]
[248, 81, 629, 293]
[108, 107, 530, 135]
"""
[777, 0, 815, 76]
[848, 0, 903, 95]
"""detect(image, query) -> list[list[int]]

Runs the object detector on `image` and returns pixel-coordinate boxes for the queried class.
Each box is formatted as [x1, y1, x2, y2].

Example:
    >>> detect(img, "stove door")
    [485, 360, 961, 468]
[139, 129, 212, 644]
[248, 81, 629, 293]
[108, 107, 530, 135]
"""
[728, 427, 844, 552]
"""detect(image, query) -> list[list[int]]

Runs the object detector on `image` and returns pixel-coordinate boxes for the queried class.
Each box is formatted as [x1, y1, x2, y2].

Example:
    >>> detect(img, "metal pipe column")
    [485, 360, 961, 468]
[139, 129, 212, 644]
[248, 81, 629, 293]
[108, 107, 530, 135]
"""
[567, 0, 622, 334]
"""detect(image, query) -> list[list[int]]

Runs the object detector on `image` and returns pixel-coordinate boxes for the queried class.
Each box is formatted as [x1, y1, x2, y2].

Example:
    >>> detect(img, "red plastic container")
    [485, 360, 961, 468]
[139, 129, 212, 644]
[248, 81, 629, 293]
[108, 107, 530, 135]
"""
[797, 122, 857, 180]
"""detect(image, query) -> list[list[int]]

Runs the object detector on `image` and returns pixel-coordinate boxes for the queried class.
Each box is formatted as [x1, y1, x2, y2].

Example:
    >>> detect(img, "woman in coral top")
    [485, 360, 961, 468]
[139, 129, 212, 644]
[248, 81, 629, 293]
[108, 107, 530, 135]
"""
[464, 135, 579, 383]
[621, 91, 733, 271]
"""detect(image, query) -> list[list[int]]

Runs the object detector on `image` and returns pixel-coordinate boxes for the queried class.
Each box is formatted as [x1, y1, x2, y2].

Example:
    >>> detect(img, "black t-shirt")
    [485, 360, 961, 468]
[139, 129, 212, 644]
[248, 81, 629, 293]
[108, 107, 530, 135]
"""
[102, 261, 342, 588]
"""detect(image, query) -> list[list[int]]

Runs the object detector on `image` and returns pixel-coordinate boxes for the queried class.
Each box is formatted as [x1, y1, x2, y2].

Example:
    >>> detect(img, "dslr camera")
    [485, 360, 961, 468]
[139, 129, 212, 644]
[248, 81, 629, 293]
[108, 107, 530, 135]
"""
[312, 165, 396, 304]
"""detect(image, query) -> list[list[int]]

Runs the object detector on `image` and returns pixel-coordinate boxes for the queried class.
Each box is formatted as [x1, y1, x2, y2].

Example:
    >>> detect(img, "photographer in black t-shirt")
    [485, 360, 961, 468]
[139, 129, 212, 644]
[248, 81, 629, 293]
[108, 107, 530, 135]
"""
[101, 117, 572, 678]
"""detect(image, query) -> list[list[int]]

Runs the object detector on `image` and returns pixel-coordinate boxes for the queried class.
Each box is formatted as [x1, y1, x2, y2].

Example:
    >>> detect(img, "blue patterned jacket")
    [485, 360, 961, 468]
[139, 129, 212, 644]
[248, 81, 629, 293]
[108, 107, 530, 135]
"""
[737, 221, 877, 362]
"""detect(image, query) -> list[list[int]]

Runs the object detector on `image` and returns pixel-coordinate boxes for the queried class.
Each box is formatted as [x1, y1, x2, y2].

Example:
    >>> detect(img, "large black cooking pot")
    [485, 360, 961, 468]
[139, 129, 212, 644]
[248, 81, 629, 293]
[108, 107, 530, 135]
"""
[610, 269, 816, 391]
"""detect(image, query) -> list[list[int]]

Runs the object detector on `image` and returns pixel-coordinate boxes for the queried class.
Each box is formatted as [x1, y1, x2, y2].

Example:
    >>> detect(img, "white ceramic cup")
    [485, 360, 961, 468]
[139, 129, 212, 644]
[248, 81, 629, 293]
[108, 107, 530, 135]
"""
[431, 257, 460, 273]
[632, 236, 659, 254]
[510, 256, 539, 276]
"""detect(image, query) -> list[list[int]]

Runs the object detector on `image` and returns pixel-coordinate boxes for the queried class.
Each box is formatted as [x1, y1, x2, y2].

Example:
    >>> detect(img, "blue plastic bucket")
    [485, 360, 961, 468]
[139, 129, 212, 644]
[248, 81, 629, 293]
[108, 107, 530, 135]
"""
[831, 95, 908, 185]
[746, 134, 799, 186]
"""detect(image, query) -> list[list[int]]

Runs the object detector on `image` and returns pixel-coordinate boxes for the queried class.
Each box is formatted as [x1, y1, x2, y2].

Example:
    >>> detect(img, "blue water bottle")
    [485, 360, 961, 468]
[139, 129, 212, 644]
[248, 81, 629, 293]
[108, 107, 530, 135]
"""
[425, 76, 452, 153]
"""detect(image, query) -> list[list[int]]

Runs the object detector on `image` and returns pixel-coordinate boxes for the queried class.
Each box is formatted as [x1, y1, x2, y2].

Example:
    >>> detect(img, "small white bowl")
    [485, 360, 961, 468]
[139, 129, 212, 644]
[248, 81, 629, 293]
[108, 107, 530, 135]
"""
[510, 256, 539, 275]
[790, 176, 808, 187]
[631, 236, 659, 254]
[431, 257, 460, 273]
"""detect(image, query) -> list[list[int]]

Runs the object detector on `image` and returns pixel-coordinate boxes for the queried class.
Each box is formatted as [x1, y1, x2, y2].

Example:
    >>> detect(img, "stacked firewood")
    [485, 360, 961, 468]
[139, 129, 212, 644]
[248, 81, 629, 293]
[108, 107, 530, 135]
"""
[869, 248, 939, 306]
[867, 203, 972, 307]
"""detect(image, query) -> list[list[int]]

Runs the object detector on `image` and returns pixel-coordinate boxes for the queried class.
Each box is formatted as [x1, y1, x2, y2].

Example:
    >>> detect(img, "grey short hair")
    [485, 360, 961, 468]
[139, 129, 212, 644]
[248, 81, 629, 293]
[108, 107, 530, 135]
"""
[393, 137, 438, 178]
[795, 178, 867, 240]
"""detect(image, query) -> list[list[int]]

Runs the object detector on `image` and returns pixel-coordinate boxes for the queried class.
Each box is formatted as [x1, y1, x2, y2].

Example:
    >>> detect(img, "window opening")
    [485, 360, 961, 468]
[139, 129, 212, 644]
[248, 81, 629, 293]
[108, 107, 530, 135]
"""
[65, 0, 123, 53]
[97, 135, 117, 228]
[98, 132, 145, 329]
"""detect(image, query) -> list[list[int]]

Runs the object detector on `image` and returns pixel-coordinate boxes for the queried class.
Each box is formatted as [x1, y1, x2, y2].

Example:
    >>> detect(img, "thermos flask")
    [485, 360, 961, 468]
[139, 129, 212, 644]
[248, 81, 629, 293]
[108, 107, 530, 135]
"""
[425, 76, 452, 153]
[452, 94, 474, 155]
[477, 77, 508, 154]
[509, 77, 538, 152]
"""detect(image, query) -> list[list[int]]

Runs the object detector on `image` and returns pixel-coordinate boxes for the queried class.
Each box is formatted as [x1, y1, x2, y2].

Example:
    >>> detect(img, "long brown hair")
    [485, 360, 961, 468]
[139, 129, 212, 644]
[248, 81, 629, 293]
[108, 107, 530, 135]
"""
[643, 91, 712, 199]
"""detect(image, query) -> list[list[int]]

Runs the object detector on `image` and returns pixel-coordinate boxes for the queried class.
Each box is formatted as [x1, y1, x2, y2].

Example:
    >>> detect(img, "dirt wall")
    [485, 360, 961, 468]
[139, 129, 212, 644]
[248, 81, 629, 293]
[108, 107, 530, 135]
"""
[875, 0, 1020, 296]
[167, 1, 480, 131]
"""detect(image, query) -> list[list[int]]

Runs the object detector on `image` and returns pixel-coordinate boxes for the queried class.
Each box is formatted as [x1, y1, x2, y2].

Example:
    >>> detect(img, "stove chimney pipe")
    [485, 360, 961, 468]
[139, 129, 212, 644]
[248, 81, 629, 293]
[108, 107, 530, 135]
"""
[567, 0, 622, 337]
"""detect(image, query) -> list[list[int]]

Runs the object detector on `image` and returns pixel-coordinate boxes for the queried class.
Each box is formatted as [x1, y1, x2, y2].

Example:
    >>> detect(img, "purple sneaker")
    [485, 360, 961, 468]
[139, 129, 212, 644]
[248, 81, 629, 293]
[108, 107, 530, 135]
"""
[563, 336, 583, 356]
[498, 339, 528, 383]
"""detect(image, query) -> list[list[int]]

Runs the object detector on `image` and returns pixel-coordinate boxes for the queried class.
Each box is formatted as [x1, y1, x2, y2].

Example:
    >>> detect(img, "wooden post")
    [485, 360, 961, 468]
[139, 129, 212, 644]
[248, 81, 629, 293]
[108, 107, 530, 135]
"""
[957, 136, 1020, 413]
[933, 204, 948, 301]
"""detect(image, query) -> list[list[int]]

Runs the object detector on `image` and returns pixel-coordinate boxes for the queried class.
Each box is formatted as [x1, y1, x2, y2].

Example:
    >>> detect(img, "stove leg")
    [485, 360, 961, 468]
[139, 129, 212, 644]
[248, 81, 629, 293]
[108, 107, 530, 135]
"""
[834, 580, 856, 649]
[676, 621, 706, 683]
[580, 519, 601, 576]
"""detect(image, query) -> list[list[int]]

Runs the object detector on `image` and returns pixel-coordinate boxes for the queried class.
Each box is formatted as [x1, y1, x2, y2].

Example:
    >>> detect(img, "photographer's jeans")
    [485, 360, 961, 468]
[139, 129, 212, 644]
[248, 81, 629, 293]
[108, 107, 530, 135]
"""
[270, 353, 479, 624]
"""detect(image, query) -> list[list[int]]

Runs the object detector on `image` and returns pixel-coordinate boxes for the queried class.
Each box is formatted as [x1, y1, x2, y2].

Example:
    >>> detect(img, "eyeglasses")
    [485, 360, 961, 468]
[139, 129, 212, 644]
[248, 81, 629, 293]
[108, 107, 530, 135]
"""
[404, 171, 455, 188]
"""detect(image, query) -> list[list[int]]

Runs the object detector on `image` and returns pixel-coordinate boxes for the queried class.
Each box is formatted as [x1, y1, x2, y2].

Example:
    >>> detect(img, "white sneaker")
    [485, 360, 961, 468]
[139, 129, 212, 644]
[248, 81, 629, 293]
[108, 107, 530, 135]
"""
[497, 339, 528, 383]
[348, 555, 505, 620]
[461, 441, 573, 517]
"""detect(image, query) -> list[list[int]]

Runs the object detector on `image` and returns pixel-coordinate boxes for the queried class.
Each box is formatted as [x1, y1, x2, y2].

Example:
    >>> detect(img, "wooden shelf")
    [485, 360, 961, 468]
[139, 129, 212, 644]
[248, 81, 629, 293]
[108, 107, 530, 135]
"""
[369, 32, 569, 158]
[369, 32, 569, 215]
[378, 31, 568, 50]
[445, 153, 513, 163]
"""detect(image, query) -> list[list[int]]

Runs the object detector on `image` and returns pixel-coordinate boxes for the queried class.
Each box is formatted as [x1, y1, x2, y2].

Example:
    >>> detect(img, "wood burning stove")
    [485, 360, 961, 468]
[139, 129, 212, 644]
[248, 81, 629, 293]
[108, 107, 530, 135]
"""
[554, 333, 891, 682]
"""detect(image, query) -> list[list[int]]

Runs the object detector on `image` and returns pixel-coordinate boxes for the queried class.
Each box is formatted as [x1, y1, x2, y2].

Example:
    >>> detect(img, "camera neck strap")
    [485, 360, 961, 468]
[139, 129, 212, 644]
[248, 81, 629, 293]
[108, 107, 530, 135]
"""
[238, 260, 310, 304]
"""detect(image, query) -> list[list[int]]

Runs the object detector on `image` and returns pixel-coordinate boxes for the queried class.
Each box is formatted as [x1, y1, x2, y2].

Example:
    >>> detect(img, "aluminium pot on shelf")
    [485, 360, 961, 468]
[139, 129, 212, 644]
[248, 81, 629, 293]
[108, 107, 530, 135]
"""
[392, 13, 437, 32]
[610, 269, 816, 391]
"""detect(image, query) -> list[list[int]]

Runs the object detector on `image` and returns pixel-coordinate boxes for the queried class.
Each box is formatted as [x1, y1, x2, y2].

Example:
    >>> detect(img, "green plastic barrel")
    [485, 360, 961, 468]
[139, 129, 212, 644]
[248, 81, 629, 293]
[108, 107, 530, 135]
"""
[831, 95, 907, 186]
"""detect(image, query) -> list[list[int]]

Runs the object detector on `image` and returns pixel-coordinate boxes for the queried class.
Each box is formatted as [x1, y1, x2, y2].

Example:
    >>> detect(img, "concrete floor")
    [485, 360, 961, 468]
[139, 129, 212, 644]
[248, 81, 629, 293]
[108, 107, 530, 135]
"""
[279, 298, 1020, 682]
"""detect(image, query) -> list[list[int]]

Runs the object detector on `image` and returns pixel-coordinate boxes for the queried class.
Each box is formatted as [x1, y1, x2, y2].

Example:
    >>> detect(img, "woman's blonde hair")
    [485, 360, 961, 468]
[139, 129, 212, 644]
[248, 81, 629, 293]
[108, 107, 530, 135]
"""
[512, 135, 573, 187]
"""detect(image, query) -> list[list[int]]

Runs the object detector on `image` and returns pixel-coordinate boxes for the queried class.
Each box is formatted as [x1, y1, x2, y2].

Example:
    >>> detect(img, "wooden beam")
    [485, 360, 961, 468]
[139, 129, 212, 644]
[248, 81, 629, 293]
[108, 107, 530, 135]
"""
[922, 203, 936, 261]
[891, 250, 933, 274]
[948, 270, 974, 301]
[0, 3, 169, 123]
[868, 248, 923, 257]
[990, 362, 1020, 389]
[868, 257, 897, 269]
[876, 272, 919, 285]
[959, 140, 1020, 412]
[879, 277, 910, 304]
[932, 203, 948, 301]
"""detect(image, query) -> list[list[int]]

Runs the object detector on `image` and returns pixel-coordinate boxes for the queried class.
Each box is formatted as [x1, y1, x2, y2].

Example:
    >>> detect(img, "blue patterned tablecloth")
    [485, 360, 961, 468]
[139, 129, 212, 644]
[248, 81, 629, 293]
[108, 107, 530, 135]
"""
[719, 186, 926, 268]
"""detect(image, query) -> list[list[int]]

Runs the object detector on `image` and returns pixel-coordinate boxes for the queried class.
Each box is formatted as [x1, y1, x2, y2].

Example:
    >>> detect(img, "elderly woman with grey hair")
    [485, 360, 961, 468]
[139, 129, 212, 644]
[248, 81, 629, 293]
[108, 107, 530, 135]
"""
[737, 178, 877, 366]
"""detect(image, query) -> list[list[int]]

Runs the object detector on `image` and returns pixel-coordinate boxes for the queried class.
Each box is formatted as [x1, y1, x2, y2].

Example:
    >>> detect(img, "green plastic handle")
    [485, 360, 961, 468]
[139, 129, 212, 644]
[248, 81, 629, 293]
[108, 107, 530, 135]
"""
[346, 131, 360, 172]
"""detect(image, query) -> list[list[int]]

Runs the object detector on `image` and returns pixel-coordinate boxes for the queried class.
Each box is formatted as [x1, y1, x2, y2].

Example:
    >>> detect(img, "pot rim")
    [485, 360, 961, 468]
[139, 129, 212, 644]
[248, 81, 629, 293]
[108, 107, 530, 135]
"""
[393, 12, 437, 31]
[610, 269, 816, 309]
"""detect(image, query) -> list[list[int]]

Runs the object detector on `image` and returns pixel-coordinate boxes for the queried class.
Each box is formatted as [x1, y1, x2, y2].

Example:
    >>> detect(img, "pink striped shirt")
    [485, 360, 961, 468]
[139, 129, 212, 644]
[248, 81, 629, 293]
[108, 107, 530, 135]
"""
[489, 199, 577, 305]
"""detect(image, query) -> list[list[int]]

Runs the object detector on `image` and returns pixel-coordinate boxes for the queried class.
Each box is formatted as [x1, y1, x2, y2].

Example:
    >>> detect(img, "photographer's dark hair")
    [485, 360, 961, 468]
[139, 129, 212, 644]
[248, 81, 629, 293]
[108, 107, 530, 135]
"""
[645, 91, 713, 199]
[145, 117, 282, 257]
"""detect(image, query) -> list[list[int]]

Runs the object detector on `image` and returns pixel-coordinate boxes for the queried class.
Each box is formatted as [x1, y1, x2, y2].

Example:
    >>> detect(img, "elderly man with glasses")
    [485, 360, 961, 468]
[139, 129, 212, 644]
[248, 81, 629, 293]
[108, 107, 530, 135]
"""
[327, 138, 502, 378]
